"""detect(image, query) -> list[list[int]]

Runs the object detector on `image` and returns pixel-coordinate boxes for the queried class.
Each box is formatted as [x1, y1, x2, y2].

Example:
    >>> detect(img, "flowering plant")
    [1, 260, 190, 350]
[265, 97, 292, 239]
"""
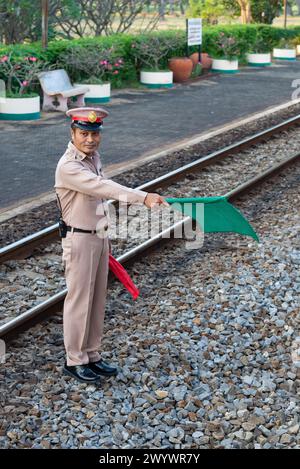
[214, 33, 241, 60]
[60, 46, 124, 84]
[250, 35, 271, 54]
[277, 38, 295, 50]
[0, 53, 47, 96]
[131, 36, 177, 71]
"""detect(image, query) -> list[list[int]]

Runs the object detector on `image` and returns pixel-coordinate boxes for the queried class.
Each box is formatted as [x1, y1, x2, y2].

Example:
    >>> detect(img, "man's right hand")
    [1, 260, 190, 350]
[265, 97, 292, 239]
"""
[144, 193, 169, 209]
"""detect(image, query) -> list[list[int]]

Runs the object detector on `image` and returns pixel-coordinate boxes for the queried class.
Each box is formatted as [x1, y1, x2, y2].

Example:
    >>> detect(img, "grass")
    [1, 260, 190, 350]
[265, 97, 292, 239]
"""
[115, 13, 300, 33]
[273, 15, 300, 27]
[53, 12, 300, 40]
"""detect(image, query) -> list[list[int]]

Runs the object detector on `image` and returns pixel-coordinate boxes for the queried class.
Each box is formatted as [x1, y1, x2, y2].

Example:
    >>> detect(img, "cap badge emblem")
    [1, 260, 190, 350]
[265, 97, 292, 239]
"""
[88, 111, 97, 123]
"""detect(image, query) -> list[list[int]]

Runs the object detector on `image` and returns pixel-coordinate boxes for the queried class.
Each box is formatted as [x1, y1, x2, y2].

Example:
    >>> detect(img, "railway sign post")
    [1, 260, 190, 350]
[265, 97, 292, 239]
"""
[186, 18, 202, 63]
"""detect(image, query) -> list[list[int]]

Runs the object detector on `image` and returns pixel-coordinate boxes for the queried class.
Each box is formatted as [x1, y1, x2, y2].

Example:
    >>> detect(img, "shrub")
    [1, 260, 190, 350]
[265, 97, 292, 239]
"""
[195, 24, 300, 61]
[1, 25, 300, 88]
[213, 32, 243, 60]
[276, 38, 296, 49]
[131, 33, 183, 71]
[291, 36, 300, 47]
[59, 45, 125, 84]
[0, 52, 48, 95]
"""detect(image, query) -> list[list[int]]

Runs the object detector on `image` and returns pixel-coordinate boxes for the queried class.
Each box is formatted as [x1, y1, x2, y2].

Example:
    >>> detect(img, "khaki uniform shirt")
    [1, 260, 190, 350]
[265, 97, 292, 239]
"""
[55, 141, 147, 230]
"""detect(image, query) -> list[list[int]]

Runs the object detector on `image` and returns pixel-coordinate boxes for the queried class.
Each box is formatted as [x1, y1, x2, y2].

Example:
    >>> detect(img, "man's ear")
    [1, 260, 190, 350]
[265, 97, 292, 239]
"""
[71, 127, 75, 141]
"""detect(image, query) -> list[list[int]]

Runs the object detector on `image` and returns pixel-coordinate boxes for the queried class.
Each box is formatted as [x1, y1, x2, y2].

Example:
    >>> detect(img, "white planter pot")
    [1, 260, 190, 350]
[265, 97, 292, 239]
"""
[247, 53, 271, 67]
[0, 95, 40, 120]
[140, 70, 173, 88]
[273, 48, 296, 60]
[212, 59, 239, 73]
[75, 83, 111, 103]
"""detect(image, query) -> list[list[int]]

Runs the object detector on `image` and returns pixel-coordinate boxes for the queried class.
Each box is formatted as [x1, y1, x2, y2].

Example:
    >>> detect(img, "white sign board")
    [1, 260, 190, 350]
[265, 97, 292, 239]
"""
[187, 18, 202, 46]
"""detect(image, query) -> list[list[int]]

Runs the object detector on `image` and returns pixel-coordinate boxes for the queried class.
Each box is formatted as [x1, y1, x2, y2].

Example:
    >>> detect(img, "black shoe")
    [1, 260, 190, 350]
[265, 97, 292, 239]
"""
[63, 363, 101, 383]
[88, 360, 118, 377]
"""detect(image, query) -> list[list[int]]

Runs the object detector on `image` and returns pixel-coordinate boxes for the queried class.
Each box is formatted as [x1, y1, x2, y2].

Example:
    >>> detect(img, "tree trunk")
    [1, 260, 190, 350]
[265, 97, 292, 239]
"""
[237, 0, 251, 24]
[179, 0, 185, 15]
[159, 0, 166, 20]
[245, 1, 251, 23]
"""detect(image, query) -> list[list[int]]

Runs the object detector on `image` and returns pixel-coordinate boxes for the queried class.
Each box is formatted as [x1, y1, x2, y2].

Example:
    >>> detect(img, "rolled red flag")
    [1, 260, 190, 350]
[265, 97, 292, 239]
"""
[109, 254, 140, 300]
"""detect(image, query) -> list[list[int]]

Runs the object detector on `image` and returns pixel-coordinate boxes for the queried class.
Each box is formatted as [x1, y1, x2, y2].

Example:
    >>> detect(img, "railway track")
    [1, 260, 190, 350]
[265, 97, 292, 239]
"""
[1, 114, 300, 265]
[1, 151, 299, 342]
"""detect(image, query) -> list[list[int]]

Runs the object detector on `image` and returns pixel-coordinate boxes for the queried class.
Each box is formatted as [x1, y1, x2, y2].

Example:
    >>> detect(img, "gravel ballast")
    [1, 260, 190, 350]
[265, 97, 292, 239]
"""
[0, 163, 299, 449]
[1, 103, 300, 247]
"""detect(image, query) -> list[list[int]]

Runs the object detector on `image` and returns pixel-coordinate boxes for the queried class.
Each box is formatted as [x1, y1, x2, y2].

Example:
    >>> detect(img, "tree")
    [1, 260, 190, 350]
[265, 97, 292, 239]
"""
[0, 0, 78, 44]
[235, 1, 284, 24]
[158, 0, 166, 19]
[186, 0, 285, 25]
[0, 0, 160, 44]
[187, 0, 234, 24]
[53, 1, 160, 38]
[250, 1, 282, 24]
[236, 0, 252, 23]
[179, 0, 189, 14]
[0, 0, 42, 44]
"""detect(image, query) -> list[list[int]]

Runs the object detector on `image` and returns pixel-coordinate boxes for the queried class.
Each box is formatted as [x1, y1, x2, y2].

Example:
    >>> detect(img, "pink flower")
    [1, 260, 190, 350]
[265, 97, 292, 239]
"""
[118, 59, 123, 64]
[0, 55, 8, 63]
[22, 80, 29, 86]
[113, 70, 119, 75]
[29, 57, 37, 62]
[114, 63, 119, 67]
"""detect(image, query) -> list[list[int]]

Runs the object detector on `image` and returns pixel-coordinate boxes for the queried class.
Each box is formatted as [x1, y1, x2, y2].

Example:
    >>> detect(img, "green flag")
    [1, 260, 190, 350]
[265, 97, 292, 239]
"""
[165, 196, 259, 242]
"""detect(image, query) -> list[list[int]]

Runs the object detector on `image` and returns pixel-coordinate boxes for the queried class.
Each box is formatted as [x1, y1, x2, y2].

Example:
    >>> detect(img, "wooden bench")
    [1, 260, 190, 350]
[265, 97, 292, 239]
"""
[38, 69, 90, 112]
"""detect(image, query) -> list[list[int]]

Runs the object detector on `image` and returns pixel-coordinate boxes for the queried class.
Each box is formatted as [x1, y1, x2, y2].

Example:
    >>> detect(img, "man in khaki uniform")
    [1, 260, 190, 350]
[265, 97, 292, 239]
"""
[55, 107, 166, 383]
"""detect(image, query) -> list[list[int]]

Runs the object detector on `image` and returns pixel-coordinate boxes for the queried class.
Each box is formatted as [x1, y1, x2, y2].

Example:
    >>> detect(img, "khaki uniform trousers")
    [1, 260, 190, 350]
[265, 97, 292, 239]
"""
[62, 231, 109, 366]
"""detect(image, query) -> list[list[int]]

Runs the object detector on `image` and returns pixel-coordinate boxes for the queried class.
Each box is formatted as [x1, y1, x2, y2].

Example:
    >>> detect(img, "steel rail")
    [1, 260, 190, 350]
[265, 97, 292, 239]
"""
[1, 153, 299, 341]
[1, 114, 300, 264]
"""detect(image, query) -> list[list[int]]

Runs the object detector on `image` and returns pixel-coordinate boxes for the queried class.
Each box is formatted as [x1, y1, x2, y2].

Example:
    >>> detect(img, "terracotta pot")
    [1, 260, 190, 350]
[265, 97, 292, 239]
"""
[168, 57, 193, 82]
[189, 52, 213, 70]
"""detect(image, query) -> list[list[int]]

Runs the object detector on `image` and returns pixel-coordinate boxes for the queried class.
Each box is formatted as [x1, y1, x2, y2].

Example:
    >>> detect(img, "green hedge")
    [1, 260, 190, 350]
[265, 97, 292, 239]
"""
[1, 25, 300, 88]
[198, 24, 300, 62]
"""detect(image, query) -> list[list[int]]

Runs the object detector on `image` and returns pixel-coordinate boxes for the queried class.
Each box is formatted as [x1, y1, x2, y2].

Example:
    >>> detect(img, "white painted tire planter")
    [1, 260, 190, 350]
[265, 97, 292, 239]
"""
[273, 48, 296, 60]
[75, 83, 111, 103]
[247, 53, 271, 67]
[212, 59, 239, 73]
[0, 95, 40, 120]
[140, 70, 173, 88]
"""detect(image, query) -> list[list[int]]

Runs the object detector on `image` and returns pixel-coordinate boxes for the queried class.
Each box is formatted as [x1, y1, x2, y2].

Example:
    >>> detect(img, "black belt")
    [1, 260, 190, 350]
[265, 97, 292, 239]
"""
[67, 226, 107, 234]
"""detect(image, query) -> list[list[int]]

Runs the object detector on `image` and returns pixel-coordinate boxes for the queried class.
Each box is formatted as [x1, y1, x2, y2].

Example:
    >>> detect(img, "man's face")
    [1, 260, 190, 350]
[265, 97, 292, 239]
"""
[71, 128, 101, 156]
